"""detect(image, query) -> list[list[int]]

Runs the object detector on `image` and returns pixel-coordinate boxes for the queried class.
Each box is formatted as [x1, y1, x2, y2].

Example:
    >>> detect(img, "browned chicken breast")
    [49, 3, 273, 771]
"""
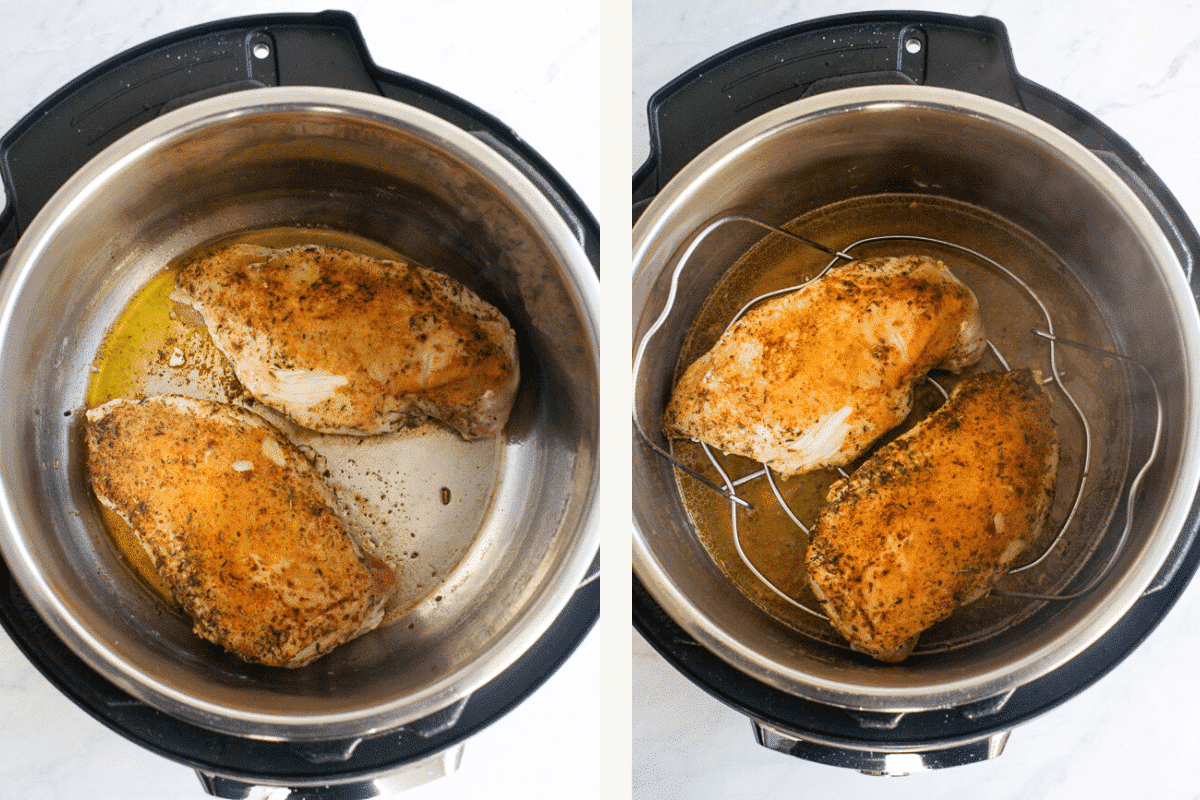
[86, 395, 396, 668]
[806, 370, 1058, 662]
[173, 243, 519, 439]
[664, 255, 985, 476]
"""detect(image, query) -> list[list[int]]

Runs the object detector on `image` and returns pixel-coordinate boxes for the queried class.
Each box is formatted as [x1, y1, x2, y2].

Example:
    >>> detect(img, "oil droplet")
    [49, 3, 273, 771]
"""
[97, 505, 177, 606]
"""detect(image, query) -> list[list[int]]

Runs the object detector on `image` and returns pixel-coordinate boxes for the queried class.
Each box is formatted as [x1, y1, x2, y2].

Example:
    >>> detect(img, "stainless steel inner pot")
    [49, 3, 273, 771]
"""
[0, 86, 599, 741]
[633, 85, 1200, 712]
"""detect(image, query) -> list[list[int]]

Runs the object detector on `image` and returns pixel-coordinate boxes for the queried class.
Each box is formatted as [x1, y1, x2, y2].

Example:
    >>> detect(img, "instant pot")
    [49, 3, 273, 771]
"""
[0, 12, 599, 797]
[633, 12, 1200, 774]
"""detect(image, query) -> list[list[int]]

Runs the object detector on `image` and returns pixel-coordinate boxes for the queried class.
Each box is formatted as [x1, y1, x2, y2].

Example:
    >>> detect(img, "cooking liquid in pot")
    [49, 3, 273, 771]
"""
[669, 194, 1135, 655]
[85, 227, 498, 626]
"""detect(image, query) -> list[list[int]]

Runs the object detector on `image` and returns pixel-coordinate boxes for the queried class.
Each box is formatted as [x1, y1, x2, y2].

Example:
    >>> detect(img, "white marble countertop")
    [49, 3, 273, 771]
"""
[634, 1, 1200, 798]
[0, 2, 600, 798]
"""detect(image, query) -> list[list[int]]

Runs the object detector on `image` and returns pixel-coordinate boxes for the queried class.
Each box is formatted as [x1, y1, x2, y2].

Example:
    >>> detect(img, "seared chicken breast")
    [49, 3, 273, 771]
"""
[173, 243, 519, 439]
[86, 395, 396, 668]
[664, 255, 985, 476]
[806, 370, 1058, 662]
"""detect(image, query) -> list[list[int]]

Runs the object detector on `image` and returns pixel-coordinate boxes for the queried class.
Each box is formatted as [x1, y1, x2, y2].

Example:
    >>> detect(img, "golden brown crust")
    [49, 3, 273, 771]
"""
[663, 256, 985, 476]
[174, 244, 519, 439]
[806, 369, 1058, 662]
[86, 395, 396, 667]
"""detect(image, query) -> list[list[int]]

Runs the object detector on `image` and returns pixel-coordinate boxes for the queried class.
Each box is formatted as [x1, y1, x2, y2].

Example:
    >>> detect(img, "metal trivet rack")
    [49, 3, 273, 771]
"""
[633, 214, 1163, 617]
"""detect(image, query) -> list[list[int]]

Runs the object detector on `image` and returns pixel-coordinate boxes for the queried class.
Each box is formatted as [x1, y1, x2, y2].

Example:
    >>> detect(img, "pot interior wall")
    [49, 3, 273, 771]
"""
[0, 92, 598, 739]
[633, 92, 1196, 707]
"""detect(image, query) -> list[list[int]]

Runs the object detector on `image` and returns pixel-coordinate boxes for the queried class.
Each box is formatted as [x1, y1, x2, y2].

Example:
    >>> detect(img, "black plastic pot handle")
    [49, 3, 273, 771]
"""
[0, 11, 384, 239]
[633, 11, 1024, 209]
[0, 11, 598, 271]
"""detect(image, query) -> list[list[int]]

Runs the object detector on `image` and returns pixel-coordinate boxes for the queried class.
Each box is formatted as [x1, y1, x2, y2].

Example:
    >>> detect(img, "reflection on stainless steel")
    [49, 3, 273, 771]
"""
[753, 719, 1010, 776]
[196, 743, 465, 798]
[0, 87, 599, 743]
[632, 85, 1200, 714]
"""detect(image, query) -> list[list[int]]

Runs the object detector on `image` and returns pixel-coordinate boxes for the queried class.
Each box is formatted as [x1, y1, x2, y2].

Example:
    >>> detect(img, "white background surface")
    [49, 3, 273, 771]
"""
[0, 2, 602, 799]
[634, 1, 1200, 799]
